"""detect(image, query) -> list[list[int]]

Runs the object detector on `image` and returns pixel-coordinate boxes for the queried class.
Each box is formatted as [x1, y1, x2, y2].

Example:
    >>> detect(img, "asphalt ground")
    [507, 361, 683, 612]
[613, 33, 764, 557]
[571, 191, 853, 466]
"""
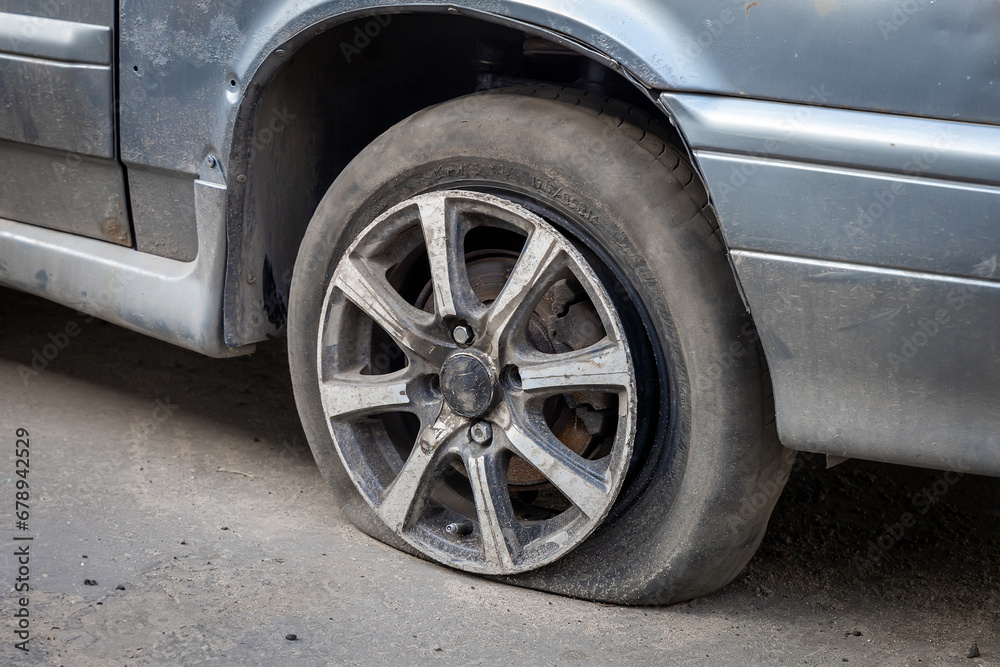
[1, 286, 998, 666]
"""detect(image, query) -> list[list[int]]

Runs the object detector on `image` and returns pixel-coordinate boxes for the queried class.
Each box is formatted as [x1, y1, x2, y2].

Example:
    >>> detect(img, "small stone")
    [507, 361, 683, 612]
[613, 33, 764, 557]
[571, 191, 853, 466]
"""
[83, 579, 97, 586]
[433, 646, 443, 652]
[852, 630, 863, 637]
[285, 634, 297, 641]
[221, 527, 229, 531]
[179, 540, 187, 545]
[96, 602, 102, 605]
[967, 642, 980, 659]
[116, 585, 126, 591]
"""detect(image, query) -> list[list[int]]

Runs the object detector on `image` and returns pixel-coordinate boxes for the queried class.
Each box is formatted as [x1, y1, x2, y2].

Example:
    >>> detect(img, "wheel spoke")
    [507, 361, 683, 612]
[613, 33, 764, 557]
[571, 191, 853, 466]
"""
[376, 406, 467, 532]
[467, 452, 520, 571]
[495, 405, 611, 519]
[417, 195, 468, 320]
[320, 371, 412, 421]
[517, 339, 631, 394]
[334, 257, 441, 362]
[376, 446, 436, 533]
[484, 227, 564, 351]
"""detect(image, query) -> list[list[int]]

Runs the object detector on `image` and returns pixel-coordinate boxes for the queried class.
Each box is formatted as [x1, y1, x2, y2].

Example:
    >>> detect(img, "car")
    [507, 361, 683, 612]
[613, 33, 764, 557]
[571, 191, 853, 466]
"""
[1, 0, 997, 604]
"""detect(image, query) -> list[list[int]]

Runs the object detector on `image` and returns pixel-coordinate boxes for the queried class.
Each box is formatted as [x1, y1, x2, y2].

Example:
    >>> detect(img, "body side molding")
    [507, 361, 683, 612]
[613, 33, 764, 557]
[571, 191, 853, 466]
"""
[661, 93, 1000, 186]
[696, 153, 1000, 280]
[0, 11, 112, 65]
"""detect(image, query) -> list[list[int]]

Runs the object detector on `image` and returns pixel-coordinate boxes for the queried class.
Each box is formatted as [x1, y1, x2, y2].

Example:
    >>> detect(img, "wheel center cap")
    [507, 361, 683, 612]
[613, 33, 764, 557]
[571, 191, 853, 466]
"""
[440, 351, 497, 418]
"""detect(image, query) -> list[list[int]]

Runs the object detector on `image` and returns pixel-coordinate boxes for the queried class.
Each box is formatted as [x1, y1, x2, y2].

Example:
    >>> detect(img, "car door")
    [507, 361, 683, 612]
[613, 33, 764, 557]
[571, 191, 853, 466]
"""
[0, 0, 131, 245]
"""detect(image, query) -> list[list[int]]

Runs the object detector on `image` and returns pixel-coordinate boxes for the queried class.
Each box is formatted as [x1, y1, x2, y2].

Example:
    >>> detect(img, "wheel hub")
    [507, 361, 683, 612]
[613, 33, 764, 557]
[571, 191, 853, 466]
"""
[439, 350, 497, 418]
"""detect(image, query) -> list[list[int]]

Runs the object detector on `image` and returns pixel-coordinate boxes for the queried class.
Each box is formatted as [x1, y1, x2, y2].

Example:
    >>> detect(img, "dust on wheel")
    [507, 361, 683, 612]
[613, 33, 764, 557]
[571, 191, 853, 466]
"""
[316, 190, 637, 575]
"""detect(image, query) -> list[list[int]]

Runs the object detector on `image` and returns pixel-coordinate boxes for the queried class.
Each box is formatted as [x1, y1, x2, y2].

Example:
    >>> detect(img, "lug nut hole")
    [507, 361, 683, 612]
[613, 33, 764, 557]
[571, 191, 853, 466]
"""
[502, 365, 522, 391]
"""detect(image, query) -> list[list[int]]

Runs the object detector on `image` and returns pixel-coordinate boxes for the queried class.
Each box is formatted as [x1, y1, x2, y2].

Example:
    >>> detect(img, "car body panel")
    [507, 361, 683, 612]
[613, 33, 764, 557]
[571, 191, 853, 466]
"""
[0, 1, 127, 245]
[0, 140, 129, 245]
[732, 250, 1000, 475]
[661, 91, 1000, 472]
[0, 52, 115, 156]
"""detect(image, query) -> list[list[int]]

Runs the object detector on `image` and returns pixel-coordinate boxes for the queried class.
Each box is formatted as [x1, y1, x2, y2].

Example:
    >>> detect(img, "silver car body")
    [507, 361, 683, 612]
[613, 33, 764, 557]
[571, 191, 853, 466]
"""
[1, 0, 997, 473]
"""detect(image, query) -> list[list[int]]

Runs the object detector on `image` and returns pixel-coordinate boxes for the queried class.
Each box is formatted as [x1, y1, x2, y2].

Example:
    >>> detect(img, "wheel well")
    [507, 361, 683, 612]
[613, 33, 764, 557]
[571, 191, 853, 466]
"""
[223, 12, 681, 346]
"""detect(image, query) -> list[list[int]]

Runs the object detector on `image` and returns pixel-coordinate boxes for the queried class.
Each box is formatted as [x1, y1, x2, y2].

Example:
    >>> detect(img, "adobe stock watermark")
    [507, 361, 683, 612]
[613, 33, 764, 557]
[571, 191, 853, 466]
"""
[843, 127, 957, 243]
[253, 106, 297, 152]
[557, 0, 586, 12]
[709, 84, 834, 202]
[51, 127, 107, 173]
[852, 468, 963, 573]
[54, 64, 171, 174]
[276, 435, 310, 465]
[877, 0, 934, 41]
[340, 15, 392, 64]
[16, 319, 86, 386]
[680, 1, 842, 67]
[16, 273, 136, 384]
[887, 255, 997, 370]
[727, 448, 814, 536]
[697, 288, 798, 394]
[0, 0, 80, 53]
[679, 0, 772, 68]
[129, 397, 180, 442]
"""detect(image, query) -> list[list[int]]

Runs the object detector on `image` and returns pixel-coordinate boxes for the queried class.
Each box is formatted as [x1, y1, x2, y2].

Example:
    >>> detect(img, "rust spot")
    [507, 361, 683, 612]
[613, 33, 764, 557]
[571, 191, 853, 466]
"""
[102, 216, 130, 245]
[745, 1, 759, 17]
[814, 0, 842, 16]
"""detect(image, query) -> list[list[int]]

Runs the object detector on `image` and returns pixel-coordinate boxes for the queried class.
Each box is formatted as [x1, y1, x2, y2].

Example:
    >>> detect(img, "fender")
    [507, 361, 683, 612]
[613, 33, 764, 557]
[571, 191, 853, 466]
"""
[118, 0, 714, 177]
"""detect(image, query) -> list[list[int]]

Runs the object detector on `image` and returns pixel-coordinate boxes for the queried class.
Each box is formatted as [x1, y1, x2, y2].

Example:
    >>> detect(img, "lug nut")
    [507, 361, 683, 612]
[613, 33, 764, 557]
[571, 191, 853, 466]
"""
[452, 325, 473, 345]
[446, 521, 473, 536]
[469, 422, 492, 444]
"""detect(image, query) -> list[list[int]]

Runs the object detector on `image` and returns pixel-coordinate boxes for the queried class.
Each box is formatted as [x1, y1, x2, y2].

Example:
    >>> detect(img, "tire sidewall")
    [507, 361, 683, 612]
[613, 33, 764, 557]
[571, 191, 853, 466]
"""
[290, 91, 787, 603]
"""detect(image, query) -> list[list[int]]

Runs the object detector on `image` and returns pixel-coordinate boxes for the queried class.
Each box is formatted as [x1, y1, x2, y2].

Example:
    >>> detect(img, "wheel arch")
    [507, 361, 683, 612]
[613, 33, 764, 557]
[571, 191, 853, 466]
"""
[219, 3, 712, 347]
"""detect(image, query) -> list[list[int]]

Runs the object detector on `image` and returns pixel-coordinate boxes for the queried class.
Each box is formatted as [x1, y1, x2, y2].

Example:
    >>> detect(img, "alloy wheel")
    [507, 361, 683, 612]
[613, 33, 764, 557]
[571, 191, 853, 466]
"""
[316, 190, 637, 574]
